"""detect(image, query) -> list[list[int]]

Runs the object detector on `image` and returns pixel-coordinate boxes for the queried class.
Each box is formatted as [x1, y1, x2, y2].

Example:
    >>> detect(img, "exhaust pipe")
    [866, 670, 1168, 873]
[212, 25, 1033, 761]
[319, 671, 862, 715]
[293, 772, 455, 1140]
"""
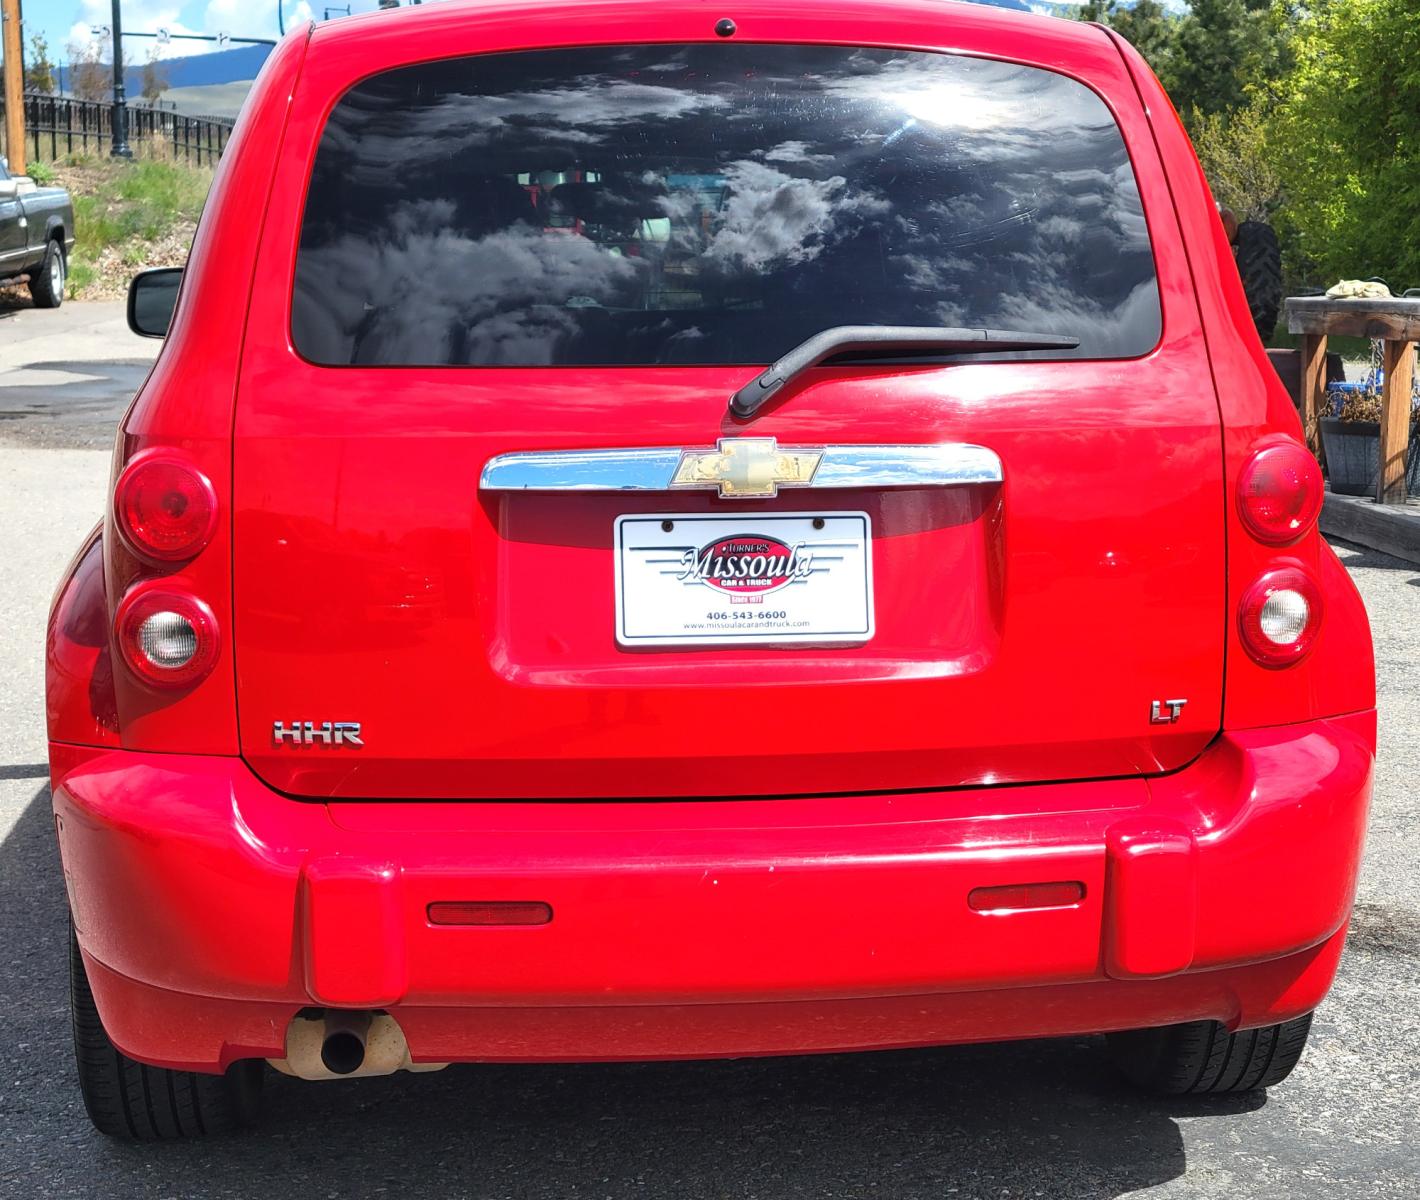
[320, 1010, 371, 1075]
[269, 1011, 448, 1081]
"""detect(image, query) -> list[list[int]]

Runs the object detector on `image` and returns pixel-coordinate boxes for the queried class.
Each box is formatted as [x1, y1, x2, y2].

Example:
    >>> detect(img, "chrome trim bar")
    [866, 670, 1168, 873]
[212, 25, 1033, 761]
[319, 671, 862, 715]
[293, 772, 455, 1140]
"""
[813, 444, 1002, 489]
[480, 443, 1002, 493]
[481, 447, 686, 492]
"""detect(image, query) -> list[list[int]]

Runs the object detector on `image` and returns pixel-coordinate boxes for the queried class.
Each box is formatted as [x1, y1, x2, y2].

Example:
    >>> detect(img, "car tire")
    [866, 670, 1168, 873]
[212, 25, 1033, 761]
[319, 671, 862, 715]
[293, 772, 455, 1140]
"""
[1234, 220, 1282, 342]
[28, 238, 65, 309]
[1107, 1013, 1313, 1095]
[69, 920, 264, 1139]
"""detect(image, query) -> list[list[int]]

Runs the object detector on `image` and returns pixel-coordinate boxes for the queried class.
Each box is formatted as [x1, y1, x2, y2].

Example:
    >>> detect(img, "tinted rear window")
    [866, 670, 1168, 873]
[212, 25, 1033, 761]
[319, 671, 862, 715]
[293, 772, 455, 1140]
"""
[293, 45, 1160, 367]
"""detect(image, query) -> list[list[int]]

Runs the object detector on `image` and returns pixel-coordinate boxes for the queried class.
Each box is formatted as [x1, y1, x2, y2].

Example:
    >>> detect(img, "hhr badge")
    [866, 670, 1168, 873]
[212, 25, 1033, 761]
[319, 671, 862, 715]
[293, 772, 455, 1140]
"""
[671, 438, 823, 499]
[273, 721, 363, 746]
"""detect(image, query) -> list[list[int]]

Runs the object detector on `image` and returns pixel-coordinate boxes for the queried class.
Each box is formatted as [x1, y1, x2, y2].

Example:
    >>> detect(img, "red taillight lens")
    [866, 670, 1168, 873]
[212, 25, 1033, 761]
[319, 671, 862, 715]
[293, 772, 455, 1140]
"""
[115, 588, 219, 688]
[1237, 442, 1322, 544]
[114, 454, 218, 563]
[1239, 567, 1322, 667]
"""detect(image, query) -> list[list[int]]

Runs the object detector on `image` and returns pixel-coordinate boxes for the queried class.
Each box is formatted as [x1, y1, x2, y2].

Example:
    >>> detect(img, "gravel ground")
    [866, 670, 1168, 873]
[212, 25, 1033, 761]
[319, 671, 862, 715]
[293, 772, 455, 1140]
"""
[0, 323, 1416, 1196]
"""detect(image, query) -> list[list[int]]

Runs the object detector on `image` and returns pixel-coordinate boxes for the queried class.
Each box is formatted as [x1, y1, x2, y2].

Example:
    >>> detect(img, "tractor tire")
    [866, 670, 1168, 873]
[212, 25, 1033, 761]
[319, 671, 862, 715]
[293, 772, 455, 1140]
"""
[1234, 220, 1283, 342]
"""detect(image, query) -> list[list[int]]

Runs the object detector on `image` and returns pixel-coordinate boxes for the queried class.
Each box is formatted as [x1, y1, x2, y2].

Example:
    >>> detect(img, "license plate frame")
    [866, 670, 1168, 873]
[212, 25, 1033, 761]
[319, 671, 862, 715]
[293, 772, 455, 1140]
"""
[614, 511, 874, 646]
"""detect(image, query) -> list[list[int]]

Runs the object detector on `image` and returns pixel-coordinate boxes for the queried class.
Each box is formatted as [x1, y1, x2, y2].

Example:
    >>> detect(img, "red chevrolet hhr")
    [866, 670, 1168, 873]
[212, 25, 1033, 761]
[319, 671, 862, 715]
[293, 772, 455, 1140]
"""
[48, 0, 1375, 1139]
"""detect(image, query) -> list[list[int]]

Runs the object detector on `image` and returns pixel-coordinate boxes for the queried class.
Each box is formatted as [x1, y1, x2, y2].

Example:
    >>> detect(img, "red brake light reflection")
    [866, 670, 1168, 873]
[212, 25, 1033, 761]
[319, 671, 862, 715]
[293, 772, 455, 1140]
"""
[428, 901, 553, 926]
[968, 882, 1085, 912]
[115, 454, 218, 563]
[1237, 442, 1322, 545]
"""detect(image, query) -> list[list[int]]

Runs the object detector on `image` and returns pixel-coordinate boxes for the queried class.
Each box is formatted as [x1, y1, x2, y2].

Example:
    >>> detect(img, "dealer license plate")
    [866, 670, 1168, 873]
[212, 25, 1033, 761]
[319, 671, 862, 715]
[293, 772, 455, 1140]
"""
[614, 512, 874, 646]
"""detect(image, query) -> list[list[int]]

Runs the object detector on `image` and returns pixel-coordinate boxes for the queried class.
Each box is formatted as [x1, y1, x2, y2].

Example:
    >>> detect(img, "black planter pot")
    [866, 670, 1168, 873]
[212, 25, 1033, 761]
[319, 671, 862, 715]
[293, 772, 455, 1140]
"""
[1320, 418, 1420, 497]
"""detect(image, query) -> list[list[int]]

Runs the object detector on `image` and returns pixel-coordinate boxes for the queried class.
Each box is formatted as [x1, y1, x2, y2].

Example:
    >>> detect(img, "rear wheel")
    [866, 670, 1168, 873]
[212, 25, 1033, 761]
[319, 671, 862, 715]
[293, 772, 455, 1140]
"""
[1234, 220, 1282, 342]
[28, 238, 65, 309]
[69, 921, 264, 1139]
[1107, 1013, 1313, 1095]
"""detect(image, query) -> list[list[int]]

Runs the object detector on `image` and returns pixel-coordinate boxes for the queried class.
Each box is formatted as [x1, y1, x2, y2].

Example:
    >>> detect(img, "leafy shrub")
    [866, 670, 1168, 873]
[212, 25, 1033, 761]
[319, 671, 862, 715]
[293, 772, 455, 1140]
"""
[1271, 0, 1420, 288]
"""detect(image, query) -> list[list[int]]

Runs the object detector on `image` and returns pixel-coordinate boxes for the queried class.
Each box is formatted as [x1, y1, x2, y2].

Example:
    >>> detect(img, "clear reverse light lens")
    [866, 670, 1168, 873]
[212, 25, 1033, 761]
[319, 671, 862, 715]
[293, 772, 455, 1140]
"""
[137, 610, 198, 668]
[1258, 589, 1309, 645]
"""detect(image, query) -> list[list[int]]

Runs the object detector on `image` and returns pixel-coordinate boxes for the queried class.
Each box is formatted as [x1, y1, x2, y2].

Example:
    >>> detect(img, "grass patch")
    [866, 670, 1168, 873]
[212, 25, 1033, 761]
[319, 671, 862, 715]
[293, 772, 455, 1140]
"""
[66, 260, 97, 294]
[47, 156, 214, 300]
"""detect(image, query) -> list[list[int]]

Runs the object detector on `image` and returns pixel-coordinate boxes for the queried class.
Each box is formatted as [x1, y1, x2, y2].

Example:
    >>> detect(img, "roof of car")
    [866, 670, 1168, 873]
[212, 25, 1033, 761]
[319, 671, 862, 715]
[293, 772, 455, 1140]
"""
[307, 0, 1110, 64]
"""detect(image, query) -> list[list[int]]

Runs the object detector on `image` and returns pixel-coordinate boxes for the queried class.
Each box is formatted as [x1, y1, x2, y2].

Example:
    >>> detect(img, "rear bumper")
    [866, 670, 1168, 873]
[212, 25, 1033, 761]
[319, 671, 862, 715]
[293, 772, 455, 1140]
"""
[52, 711, 1374, 1071]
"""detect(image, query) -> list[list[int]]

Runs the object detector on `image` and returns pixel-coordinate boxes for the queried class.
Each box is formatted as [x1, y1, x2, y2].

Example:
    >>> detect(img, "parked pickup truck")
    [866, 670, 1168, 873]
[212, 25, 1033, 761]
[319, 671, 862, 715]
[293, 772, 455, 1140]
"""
[0, 157, 74, 307]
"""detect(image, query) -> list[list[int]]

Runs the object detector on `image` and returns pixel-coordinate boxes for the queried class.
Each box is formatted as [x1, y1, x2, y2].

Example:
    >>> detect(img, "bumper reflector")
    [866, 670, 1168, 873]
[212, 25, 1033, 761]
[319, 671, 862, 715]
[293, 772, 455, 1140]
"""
[428, 901, 553, 926]
[968, 881, 1085, 913]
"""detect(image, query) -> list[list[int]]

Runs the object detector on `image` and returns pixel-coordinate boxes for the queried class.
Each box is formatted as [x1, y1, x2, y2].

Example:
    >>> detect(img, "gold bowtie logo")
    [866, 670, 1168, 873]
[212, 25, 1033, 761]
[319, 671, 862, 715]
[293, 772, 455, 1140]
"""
[671, 438, 823, 499]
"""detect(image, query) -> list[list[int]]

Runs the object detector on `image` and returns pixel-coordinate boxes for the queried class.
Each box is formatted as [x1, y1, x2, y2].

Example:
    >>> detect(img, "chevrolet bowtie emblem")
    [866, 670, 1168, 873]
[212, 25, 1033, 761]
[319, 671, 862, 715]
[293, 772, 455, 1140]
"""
[670, 438, 824, 499]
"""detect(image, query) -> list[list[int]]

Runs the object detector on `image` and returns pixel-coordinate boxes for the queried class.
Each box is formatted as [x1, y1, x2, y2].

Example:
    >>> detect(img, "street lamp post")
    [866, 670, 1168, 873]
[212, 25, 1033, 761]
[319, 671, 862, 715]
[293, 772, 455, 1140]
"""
[110, 0, 131, 158]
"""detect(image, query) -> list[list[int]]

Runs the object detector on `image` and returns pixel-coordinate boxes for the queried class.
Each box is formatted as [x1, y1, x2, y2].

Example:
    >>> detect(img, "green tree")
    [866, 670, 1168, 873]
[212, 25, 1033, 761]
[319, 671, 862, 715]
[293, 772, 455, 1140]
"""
[1191, 104, 1283, 221]
[1079, 0, 1294, 128]
[1077, 0, 1178, 89]
[1271, 0, 1420, 286]
[140, 50, 168, 103]
[1169, 0, 1252, 117]
[25, 34, 58, 95]
[67, 36, 111, 103]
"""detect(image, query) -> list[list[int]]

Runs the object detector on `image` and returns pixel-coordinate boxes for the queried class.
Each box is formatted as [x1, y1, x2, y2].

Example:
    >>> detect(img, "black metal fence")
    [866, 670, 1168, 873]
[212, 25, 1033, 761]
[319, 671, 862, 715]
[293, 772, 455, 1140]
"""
[1, 94, 235, 166]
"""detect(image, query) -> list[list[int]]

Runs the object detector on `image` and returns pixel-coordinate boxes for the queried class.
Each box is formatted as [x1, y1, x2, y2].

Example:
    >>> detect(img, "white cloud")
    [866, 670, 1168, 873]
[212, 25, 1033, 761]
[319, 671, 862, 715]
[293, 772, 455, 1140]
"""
[62, 0, 329, 62]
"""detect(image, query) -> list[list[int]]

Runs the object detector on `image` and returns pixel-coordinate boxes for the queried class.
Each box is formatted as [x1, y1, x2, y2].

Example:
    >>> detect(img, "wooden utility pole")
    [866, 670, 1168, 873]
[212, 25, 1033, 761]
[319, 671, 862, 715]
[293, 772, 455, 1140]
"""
[1, 0, 26, 175]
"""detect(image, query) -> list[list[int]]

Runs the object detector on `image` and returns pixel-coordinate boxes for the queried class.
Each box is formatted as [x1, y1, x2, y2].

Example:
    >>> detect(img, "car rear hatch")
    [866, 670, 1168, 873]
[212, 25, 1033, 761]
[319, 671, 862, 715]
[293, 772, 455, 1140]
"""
[232, 36, 1225, 800]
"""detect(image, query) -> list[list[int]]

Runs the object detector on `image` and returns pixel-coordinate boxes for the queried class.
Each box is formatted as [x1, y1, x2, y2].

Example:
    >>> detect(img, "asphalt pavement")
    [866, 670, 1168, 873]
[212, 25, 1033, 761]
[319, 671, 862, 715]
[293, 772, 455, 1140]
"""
[0, 299, 158, 450]
[1, 302, 1417, 1198]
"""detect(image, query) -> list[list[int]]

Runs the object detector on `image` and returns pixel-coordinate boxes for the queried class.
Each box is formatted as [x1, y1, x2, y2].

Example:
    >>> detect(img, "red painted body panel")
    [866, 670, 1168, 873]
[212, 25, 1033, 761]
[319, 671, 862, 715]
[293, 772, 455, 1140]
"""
[52, 710, 1371, 1069]
[230, 0, 1226, 799]
[1104, 31, 1378, 727]
[81, 936, 1348, 1072]
[45, 0, 1377, 1074]
[46, 527, 120, 747]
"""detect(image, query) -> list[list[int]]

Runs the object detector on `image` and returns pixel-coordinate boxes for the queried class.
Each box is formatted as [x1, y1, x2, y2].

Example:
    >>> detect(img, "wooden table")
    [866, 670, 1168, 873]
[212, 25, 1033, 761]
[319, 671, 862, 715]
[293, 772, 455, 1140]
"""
[1285, 296, 1420, 504]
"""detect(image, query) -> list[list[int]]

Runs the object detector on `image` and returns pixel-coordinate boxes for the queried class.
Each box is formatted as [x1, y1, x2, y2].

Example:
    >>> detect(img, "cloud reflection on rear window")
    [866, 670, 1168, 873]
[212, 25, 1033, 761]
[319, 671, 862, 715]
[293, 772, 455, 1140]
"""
[292, 44, 1161, 367]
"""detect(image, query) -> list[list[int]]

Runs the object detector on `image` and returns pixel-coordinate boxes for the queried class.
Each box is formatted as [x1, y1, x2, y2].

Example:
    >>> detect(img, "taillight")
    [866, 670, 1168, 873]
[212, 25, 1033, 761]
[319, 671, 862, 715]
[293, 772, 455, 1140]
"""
[1239, 567, 1322, 667]
[115, 588, 219, 688]
[114, 453, 218, 563]
[1237, 441, 1322, 545]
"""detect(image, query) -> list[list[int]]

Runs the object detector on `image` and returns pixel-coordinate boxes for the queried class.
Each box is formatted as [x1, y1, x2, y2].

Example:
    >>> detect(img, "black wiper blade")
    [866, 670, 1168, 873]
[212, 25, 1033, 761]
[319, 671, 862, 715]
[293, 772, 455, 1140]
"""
[728, 325, 1082, 418]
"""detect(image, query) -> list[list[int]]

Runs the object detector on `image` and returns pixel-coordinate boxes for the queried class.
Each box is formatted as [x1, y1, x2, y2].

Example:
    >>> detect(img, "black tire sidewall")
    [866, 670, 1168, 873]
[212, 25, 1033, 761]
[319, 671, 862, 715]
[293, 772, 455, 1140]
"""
[29, 239, 65, 308]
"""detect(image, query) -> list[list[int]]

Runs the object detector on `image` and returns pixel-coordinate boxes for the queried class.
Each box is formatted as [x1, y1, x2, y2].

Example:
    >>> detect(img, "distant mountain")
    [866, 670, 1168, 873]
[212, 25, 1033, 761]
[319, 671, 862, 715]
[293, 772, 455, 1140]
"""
[140, 44, 273, 91]
[58, 43, 273, 106]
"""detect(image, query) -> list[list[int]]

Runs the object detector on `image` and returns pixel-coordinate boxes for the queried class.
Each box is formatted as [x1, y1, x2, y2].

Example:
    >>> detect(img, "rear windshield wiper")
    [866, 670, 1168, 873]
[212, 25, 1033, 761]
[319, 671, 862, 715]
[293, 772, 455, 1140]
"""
[729, 325, 1082, 418]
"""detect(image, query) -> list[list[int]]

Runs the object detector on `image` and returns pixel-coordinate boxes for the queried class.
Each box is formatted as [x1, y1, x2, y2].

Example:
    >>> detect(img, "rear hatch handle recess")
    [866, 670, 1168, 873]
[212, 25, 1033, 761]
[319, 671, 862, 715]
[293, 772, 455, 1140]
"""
[728, 325, 1082, 418]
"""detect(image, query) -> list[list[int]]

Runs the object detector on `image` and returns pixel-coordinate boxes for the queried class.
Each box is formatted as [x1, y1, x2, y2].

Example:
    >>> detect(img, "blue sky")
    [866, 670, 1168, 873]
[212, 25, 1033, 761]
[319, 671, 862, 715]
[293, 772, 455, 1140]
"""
[22, 0, 385, 61]
[19, 0, 1190, 67]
